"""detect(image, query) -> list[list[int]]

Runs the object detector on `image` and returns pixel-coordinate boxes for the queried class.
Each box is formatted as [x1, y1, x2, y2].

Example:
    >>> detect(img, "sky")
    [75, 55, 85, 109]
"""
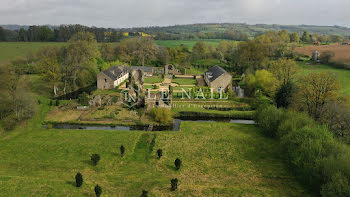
[0, 0, 350, 28]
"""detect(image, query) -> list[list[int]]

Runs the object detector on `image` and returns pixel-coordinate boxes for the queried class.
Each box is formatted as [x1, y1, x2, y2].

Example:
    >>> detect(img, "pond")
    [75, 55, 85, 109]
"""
[48, 119, 255, 132]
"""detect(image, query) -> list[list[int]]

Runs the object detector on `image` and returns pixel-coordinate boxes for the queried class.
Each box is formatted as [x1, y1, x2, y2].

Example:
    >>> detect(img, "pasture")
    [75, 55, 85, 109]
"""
[155, 39, 225, 50]
[297, 61, 350, 96]
[0, 107, 309, 196]
[0, 42, 66, 63]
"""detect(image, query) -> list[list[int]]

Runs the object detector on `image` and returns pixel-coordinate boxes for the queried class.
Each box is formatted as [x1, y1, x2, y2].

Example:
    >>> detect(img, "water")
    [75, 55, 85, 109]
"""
[48, 119, 255, 132]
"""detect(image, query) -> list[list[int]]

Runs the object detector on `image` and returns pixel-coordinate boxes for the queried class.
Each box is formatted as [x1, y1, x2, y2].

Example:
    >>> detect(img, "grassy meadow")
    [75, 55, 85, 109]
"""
[0, 42, 66, 63]
[155, 39, 226, 50]
[0, 109, 309, 196]
[297, 61, 350, 96]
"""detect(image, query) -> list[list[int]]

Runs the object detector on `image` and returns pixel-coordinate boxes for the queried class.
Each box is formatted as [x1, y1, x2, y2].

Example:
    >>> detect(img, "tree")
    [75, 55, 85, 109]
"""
[75, 172, 83, 187]
[235, 40, 270, 72]
[94, 185, 102, 197]
[118, 37, 158, 66]
[301, 31, 310, 42]
[246, 70, 278, 97]
[319, 102, 350, 138]
[275, 81, 294, 108]
[62, 32, 100, 89]
[170, 178, 178, 191]
[175, 158, 182, 170]
[38, 26, 53, 41]
[120, 145, 125, 157]
[0, 27, 8, 41]
[150, 108, 172, 125]
[269, 58, 298, 86]
[91, 154, 101, 166]
[157, 149, 163, 159]
[100, 43, 115, 62]
[192, 41, 211, 61]
[319, 50, 335, 64]
[290, 33, 300, 43]
[295, 72, 340, 120]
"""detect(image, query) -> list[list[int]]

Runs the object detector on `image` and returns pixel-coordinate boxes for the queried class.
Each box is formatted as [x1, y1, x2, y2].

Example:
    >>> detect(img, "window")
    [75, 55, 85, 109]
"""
[218, 86, 222, 92]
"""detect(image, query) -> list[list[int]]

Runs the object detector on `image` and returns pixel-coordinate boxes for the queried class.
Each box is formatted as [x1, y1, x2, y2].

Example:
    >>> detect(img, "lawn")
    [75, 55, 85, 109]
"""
[0, 42, 66, 63]
[144, 76, 164, 84]
[297, 61, 350, 96]
[0, 116, 310, 196]
[156, 39, 225, 50]
[172, 78, 197, 85]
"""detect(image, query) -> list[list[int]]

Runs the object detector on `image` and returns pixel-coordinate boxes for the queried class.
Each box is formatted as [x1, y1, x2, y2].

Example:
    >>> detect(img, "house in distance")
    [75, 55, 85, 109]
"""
[204, 65, 232, 92]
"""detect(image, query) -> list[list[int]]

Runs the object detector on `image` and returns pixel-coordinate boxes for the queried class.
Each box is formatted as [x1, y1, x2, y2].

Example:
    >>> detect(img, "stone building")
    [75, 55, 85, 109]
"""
[204, 66, 232, 92]
[130, 66, 154, 76]
[97, 65, 129, 90]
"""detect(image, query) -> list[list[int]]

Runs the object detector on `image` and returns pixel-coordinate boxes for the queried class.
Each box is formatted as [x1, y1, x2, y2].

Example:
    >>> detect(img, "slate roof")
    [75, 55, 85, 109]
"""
[205, 65, 227, 82]
[130, 66, 154, 73]
[102, 65, 128, 81]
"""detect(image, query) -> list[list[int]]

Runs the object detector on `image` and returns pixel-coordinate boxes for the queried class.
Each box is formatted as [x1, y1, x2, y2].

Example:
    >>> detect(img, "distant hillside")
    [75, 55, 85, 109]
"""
[122, 23, 350, 37]
[2, 23, 350, 37]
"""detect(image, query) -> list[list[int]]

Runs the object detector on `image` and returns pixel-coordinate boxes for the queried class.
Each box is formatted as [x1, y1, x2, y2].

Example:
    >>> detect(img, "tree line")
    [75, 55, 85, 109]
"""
[0, 25, 123, 42]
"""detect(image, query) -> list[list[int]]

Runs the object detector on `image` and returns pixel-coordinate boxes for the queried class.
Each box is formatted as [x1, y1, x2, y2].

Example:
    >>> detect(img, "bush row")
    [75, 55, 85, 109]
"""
[178, 111, 254, 120]
[255, 105, 350, 196]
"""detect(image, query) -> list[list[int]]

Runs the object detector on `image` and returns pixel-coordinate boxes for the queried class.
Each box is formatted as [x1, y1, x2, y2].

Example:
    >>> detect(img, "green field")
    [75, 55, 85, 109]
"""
[0, 42, 66, 63]
[0, 110, 309, 196]
[297, 61, 350, 96]
[156, 39, 225, 50]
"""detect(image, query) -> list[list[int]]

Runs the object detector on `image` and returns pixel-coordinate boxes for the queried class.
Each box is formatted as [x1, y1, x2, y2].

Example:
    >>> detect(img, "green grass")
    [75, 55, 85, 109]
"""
[0, 42, 66, 63]
[156, 39, 226, 50]
[144, 76, 164, 84]
[297, 61, 350, 95]
[172, 78, 197, 85]
[0, 118, 310, 196]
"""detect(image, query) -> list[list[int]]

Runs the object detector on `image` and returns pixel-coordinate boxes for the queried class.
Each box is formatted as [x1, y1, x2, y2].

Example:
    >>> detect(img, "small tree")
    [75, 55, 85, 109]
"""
[157, 149, 163, 159]
[175, 158, 182, 170]
[120, 145, 125, 157]
[91, 154, 100, 166]
[94, 185, 102, 197]
[171, 178, 178, 191]
[140, 190, 148, 197]
[75, 172, 83, 187]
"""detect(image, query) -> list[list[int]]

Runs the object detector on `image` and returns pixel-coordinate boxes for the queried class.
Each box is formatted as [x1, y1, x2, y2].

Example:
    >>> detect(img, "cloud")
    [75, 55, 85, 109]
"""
[0, 0, 349, 27]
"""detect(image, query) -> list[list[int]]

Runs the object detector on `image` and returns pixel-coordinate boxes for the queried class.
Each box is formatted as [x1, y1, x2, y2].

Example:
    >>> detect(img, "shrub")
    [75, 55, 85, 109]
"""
[37, 99, 41, 105]
[321, 172, 350, 197]
[49, 100, 53, 106]
[150, 108, 172, 125]
[170, 178, 178, 191]
[175, 158, 182, 170]
[157, 149, 163, 159]
[55, 100, 59, 106]
[91, 154, 100, 166]
[94, 185, 102, 197]
[255, 105, 285, 137]
[320, 50, 335, 64]
[78, 92, 89, 106]
[281, 125, 335, 189]
[140, 190, 148, 197]
[120, 145, 125, 157]
[277, 111, 314, 138]
[75, 172, 83, 187]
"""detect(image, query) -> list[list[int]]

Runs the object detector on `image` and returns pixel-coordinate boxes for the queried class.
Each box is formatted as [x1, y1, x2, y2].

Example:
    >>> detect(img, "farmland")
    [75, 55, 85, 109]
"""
[0, 42, 66, 63]
[297, 61, 350, 96]
[155, 39, 227, 50]
[296, 43, 350, 64]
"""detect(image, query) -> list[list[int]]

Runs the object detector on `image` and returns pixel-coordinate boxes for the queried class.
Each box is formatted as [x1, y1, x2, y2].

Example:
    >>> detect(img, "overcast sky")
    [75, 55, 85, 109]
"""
[1, 0, 349, 28]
